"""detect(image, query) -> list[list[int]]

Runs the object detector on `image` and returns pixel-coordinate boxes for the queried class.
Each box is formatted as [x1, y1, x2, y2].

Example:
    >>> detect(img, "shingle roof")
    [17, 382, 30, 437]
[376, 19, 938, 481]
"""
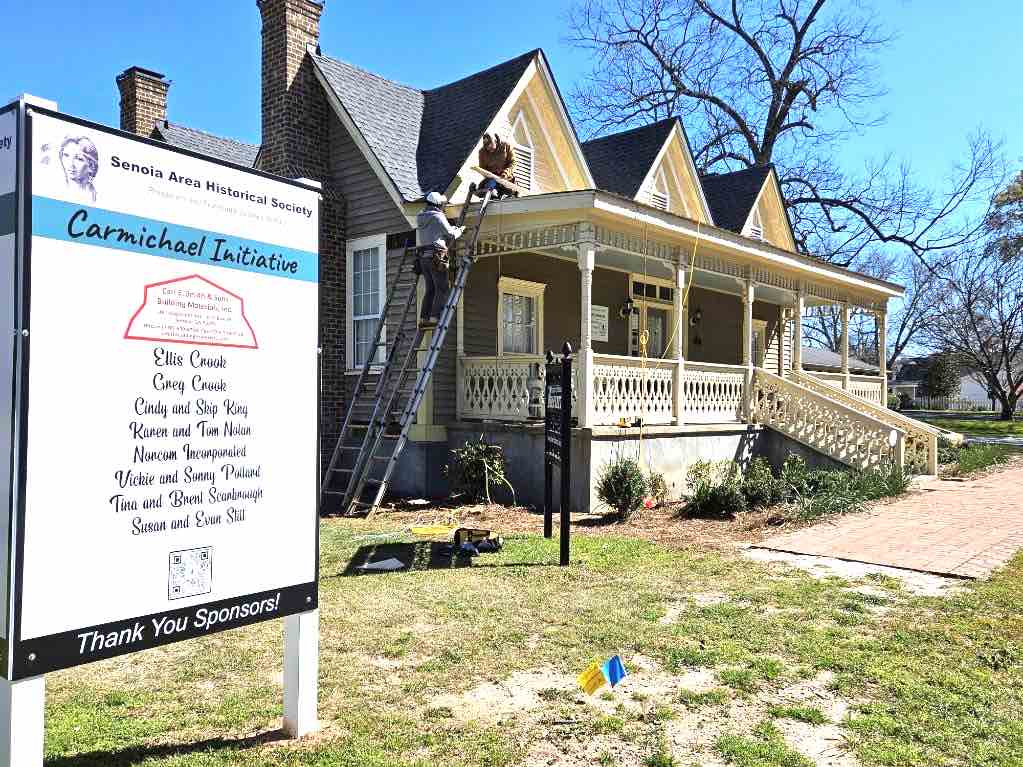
[801, 346, 879, 374]
[312, 49, 539, 202]
[580, 118, 677, 198]
[153, 121, 259, 168]
[699, 165, 772, 233]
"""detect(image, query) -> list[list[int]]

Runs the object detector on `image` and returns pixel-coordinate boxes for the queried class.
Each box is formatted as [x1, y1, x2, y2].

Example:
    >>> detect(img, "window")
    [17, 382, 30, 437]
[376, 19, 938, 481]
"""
[628, 275, 676, 358]
[346, 234, 386, 369]
[650, 168, 670, 211]
[511, 111, 535, 193]
[498, 277, 545, 356]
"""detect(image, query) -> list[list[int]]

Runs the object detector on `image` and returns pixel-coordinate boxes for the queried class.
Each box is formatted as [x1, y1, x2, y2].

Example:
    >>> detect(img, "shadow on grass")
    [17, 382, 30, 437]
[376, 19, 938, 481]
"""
[47, 728, 287, 767]
[339, 541, 472, 576]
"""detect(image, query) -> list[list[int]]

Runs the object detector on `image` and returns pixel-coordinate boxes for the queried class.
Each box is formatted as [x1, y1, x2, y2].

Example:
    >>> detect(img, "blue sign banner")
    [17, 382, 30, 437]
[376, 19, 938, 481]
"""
[31, 196, 318, 283]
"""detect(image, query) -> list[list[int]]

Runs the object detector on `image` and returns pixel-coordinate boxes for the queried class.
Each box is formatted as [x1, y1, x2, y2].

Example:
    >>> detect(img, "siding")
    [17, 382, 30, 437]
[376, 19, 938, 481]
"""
[328, 116, 409, 239]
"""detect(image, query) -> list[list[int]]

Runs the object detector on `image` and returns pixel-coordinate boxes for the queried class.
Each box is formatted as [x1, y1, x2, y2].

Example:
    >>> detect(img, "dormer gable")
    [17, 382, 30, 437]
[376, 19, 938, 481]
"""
[447, 52, 593, 201]
[700, 164, 796, 251]
[581, 118, 712, 224]
[741, 167, 796, 251]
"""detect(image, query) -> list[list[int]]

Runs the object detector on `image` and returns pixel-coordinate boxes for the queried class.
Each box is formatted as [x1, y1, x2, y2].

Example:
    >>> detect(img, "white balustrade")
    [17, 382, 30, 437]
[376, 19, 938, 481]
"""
[752, 369, 902, 470]
[459, 356, 542, 421]
[849, 375, 886, 405]
[793, 371, 939, 474]
[591, 354, 675, 426]
[681, 362, 746, 423]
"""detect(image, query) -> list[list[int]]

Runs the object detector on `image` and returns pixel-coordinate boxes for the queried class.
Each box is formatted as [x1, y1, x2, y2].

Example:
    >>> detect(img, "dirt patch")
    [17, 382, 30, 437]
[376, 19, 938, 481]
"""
[742, 548, 964, 597]
[428, 667, 577, 725]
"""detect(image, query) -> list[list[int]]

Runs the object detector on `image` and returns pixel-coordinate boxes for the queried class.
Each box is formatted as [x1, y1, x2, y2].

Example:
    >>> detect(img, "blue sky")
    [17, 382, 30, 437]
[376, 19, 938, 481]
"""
[3, 0, 1020, 199]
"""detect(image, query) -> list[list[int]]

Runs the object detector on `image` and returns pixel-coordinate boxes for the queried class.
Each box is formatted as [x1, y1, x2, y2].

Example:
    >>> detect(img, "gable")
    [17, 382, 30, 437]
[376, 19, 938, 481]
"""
[743, 170, 796, 251]
[448, 58, 591, 200]
[636, 125, 712, 224]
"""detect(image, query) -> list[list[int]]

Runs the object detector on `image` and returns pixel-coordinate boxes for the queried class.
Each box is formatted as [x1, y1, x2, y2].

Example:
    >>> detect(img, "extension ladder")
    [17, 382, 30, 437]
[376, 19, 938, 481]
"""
[320, 188, 496, 515]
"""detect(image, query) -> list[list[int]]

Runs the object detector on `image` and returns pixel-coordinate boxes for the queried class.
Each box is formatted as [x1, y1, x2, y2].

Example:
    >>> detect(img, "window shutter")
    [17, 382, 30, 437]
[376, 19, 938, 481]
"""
[748, 210, 764, 241]
[513, 145, 533, 192]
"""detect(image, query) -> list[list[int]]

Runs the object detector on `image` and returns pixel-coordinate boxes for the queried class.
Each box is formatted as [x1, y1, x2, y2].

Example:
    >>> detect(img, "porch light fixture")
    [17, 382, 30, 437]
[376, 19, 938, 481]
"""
[619, 297, 639, 319]
[689, 307, 703, 326]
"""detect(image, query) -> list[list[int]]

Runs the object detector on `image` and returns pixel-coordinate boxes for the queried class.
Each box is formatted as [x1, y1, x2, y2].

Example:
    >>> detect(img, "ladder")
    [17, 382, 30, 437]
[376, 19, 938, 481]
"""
[320, 188, 496, 515]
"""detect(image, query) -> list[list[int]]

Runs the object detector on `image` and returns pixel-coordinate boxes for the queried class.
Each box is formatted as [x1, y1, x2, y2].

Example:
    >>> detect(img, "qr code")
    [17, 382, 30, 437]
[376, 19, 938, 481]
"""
[168, 547, 213, 601]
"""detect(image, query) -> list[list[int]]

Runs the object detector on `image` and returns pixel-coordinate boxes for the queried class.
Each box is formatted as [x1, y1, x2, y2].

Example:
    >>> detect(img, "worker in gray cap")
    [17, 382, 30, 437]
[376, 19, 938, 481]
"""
[416, 192, 465, 329]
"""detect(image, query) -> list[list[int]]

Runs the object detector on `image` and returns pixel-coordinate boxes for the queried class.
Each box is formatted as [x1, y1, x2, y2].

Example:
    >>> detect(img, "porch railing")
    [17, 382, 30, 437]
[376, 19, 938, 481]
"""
[805, 371, 886, 406]
[792, 370, 940, 474]
[591, 354, 676, 426]
[458, 355, 577, 422]
[681, 362, 747, 423]
[752, 369, 904, 471]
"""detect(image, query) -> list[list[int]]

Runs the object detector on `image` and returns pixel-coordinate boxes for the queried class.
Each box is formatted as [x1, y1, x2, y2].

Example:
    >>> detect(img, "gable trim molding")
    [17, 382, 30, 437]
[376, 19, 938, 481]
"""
[739, 166, 797, 251]
[636, 121, 713, 223]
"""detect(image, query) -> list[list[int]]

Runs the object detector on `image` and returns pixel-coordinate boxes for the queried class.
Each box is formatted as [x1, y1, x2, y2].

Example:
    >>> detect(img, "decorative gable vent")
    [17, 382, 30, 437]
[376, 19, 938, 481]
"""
[748, 209, 764, 241]
[650, 168, 670, 211]
[511, 111, 535, 193]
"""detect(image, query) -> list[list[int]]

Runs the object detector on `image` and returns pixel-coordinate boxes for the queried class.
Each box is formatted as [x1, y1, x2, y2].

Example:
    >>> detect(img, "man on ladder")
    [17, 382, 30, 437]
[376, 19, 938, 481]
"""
[416, 191, 465, 330]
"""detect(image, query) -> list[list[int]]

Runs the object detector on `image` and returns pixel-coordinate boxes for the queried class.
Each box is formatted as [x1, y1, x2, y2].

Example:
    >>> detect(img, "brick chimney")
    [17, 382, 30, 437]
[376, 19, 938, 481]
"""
[116, 67, 169, 137]
[256, 0, 327, 179]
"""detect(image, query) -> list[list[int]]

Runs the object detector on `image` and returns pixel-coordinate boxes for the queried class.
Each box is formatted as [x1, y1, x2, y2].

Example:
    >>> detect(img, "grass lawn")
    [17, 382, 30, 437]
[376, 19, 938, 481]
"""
[45, 517, 1023, 766]
[919, 416, 1023, 438]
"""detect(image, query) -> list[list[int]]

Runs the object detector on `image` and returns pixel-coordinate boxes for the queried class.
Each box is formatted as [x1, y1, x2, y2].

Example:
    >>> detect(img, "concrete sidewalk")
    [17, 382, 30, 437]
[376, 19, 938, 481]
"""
[755, 465, 1023, 578]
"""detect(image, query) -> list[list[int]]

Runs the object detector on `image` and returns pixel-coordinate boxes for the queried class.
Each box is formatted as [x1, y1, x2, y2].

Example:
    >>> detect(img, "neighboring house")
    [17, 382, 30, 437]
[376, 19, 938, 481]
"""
[113, 0, 935, 509]
[892, 355, 992, 404]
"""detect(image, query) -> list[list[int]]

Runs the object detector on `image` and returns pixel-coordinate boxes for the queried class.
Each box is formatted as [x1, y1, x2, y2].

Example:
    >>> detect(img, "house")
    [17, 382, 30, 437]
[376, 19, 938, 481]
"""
[891, 354, 993, 406]
[113, 0, 942, 511]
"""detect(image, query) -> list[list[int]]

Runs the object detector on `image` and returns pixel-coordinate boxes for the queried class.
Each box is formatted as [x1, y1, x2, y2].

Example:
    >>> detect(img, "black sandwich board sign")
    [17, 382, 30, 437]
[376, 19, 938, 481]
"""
[543, 343, 572, 566]
[0, 99, 320, 682]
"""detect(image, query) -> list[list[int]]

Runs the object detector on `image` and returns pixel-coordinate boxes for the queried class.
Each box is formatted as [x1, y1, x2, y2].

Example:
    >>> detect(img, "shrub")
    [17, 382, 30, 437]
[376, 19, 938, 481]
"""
[937, 436, 961, 465]
[646, 470, 669, 506]
[954, 443, 1014, 475]
[779, 454, 812, 498]
[687, 481, 748, 519]
[446, 435, 515, 504]
[597, 455, 648, 520]
[791, 461, 910, 521]
[887, 392, 901, 411]
[741, 458, 784, 508]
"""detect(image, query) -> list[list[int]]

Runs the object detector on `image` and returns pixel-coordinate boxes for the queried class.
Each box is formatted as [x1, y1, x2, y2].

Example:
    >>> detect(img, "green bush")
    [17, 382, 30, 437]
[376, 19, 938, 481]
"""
[687, 482, 748, 519]
[887, 392, 901, 411]
[790, 461, 910, 521]
[954, 443, 1014, 475]
[937, 436, 961, 465]
[741, 458, 784, 508]
[646, 471, 669, 506]
[446, 435, 515, 504]
[779, 454, 812, 497]
[597, 455, 648, 520]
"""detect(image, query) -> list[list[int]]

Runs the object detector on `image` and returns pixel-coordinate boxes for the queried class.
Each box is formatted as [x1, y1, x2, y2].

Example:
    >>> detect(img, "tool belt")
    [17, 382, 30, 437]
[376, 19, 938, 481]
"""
[418, 244, 449, 272]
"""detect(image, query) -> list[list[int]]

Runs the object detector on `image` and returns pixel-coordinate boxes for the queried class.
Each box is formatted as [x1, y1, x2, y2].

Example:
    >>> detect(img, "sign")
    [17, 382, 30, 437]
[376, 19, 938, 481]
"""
[3, 107, 320, 679]
[543, 345, 572, 566]
[0, 104, 18, 657]
[591, 305, 609, 343]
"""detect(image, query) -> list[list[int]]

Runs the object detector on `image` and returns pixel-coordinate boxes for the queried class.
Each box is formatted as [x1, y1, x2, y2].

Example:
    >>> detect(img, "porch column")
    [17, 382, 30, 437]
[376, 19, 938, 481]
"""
[877, 308, 888, 396]
[793, 284, 805, 372]
[841, 301, 851, 390]
[577, 227, 596, 428]
[742, 279, 755, 419]
[673, 264, 686, 424]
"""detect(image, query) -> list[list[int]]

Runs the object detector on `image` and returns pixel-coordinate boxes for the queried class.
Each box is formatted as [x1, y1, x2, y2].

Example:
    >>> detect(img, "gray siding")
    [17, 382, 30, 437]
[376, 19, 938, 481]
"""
[328, 116, 409, 239]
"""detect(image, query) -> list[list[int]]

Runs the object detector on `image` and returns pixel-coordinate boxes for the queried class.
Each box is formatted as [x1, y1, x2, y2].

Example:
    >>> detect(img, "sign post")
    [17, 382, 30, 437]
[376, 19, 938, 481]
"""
[0, 98, 322, 762]
[543, 343, 572, 566]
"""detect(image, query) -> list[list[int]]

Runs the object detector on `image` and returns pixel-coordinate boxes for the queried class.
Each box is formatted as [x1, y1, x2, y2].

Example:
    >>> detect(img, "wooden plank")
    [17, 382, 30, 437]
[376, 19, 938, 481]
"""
[471, 166, 525, 196]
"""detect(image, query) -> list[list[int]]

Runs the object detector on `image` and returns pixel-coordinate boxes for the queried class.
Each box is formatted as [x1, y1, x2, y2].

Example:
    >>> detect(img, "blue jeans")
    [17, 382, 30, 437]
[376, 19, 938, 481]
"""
[418, 249, 449, 322]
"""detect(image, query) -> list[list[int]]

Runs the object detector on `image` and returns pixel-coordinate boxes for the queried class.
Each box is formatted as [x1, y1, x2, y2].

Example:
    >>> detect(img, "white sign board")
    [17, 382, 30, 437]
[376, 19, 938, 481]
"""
[591, 305, 609, 343]
[5, 109, 320, 679]
[0, 105, 17, 653]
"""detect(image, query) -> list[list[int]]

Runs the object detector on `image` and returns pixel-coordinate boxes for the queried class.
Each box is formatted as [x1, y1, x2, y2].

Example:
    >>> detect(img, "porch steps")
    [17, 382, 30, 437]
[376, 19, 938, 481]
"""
[319, 187, 498, 515]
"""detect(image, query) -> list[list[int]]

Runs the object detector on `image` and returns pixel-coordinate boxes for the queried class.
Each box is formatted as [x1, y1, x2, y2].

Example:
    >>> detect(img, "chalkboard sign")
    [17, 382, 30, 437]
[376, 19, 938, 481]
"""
[543, 343, 572, 566]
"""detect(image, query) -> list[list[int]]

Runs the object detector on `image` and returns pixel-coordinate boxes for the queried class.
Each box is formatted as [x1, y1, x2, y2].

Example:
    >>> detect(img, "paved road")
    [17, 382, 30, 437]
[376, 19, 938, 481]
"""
[755, 465, 1023, 578]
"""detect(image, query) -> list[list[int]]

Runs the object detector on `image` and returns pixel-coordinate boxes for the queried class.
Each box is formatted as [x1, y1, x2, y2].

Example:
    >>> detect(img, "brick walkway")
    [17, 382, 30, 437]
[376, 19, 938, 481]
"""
[756, 464, 1023, 578]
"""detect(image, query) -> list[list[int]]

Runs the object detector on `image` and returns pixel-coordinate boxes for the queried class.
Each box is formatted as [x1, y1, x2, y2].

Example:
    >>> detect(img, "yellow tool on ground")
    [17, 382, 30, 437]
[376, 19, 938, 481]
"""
[577, 660, 607, 695]
[410, 525, 456, 539]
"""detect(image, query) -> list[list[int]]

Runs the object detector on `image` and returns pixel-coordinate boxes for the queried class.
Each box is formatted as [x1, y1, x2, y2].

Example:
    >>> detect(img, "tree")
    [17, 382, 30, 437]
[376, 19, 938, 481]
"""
[986, 170, 1023, 262]
[920, 240, 1023, 420]
[567, 0, 1001, 268]
[921, 354, 961, 399]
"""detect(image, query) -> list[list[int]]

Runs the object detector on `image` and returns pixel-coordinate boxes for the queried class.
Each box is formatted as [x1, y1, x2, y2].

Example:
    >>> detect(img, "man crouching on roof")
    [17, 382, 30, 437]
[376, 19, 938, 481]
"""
[416, 191, 465, 330]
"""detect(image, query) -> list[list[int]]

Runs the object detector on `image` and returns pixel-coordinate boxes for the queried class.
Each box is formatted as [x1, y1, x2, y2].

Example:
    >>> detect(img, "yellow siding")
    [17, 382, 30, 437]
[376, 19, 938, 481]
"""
[636, 130, 711, 223]
[452, 67, 589, 200]
[750, 176, 796, 251]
